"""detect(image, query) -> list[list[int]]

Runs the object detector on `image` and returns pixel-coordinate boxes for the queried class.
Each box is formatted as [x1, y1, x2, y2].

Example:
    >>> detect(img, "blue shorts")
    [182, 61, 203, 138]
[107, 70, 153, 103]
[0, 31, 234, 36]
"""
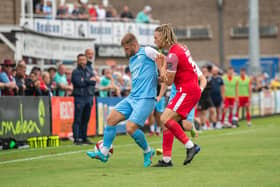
[186, 107, 195, 122]
[155, 97, 166, 113]
[114, 96, 156, 127]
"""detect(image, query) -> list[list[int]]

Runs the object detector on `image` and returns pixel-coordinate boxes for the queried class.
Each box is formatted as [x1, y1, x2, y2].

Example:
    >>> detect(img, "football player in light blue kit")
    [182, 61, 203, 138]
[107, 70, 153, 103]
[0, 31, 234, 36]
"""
[87, 33, 163, 167]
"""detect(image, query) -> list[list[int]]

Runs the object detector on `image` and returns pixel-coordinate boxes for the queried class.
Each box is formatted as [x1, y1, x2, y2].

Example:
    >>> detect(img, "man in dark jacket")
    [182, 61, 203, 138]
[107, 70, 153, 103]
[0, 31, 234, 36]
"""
[71, 54, 96, 145]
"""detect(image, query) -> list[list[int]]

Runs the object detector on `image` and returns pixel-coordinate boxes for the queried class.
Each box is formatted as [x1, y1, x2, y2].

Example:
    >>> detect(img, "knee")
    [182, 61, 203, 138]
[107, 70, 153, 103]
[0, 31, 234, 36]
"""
[126, 123, 137, 135]
[106, 115, 115, 126]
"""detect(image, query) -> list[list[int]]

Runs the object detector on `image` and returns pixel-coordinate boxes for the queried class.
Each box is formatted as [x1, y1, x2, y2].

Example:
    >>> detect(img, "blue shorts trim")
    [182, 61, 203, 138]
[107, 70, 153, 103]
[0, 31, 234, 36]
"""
[114, 96, 156, 127]
[186, 107, 195, 122]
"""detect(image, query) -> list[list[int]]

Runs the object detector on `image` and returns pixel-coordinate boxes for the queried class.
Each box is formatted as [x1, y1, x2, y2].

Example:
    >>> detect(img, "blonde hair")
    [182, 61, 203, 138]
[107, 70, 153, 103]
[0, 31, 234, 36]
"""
[155, 24, 177, 48]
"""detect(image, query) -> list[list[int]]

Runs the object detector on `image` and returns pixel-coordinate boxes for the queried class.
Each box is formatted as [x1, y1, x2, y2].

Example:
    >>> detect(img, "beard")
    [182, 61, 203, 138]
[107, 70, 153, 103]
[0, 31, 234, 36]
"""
[126, 49, 136, 57]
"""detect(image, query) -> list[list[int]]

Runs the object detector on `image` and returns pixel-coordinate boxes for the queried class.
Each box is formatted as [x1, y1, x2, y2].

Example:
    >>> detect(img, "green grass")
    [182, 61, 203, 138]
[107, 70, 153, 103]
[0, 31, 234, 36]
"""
[1, 116, 280, 187]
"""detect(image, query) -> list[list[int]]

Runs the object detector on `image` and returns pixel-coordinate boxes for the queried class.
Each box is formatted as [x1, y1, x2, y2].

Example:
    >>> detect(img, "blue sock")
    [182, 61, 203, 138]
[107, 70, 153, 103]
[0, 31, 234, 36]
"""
[103, 126, 116, 149]
[131, 129, 149, 152]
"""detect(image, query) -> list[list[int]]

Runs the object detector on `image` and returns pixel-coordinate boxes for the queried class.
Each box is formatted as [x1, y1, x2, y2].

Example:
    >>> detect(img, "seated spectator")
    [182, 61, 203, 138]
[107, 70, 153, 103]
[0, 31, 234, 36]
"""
[41, 72, 52, 96]
[120, 5, 134, 20]
[15, 60, 27, 96]
[96, 3, 106, 20]
[136, 5, 152, 23]
[270, 75, 280, 91]
[43, 0, 53, 19]
[54, 64, 73, 96]
[0, 59, 18, 96]
[25, 71, 42, 96]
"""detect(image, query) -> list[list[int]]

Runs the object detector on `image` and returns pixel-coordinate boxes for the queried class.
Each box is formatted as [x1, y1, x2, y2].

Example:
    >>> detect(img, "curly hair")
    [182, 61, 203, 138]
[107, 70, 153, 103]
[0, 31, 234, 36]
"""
[155, 24, 177, 48]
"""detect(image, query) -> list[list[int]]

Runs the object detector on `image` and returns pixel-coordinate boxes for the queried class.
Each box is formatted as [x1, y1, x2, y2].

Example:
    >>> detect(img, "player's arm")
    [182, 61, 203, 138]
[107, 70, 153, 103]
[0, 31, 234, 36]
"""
[196, 67, 207, 92]
[145, 47, 168, 82]
[156, 53, 178, 86]
[157, 82, 168, 101]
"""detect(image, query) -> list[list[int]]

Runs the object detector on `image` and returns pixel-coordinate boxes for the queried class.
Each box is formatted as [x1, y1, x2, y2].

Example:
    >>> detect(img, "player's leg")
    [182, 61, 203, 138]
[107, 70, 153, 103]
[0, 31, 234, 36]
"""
[221, 98, 228, 126]
[87, 98, 130, 162]
[245, 97, 251, 126]
[147, 112, 156, 136]
[182, 108, 198, 138]
[161, 91, 201, 165]
[128, 98, 156, 167]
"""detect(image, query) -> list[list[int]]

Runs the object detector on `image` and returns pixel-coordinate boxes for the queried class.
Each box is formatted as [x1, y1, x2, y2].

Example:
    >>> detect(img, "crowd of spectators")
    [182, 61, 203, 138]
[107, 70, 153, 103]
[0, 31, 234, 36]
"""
[34, 0, 154, 23]
[0, 58, 132, 97]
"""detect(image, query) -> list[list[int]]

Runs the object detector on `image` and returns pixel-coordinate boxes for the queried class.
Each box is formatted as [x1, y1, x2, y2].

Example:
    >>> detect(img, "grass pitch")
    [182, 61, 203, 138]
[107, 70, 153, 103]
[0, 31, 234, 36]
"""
[1, 116, 280, 187]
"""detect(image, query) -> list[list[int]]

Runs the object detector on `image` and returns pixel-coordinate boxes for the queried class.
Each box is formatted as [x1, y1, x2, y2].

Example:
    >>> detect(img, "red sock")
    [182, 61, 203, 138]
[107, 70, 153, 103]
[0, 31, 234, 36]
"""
[162, 129, 174, 157]
[246, 110, 251, 122]
[165, 119, 189, 144]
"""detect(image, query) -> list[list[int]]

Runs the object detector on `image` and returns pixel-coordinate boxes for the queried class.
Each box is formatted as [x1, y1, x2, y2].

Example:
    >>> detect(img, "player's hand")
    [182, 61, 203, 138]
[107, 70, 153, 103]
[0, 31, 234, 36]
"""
[159, 67, 168, 83]
[155, 54, 165, 69]
[156, 96, 161, 102]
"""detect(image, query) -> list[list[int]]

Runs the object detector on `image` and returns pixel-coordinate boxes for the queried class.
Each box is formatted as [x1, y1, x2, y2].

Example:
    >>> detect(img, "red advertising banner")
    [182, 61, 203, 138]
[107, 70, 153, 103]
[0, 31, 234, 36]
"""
[51, 97, 96, 138]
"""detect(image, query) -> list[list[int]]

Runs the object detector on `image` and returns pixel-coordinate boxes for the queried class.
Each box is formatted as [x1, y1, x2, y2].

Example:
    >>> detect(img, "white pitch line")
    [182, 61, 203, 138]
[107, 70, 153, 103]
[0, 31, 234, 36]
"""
[0, 128, 262, 165]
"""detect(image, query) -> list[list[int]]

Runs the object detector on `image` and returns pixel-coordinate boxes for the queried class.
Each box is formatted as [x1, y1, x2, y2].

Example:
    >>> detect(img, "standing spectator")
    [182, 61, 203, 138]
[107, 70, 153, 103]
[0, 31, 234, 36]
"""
[35, 0, 44, 15]
[78, 2, 89, 20]
[0, 59, 18, 96]
[57, 4, 69, 19]
[65, 68, 73, 96]
[99, 68, 120, 97]
[54, 64, 73, 96]
[210, 66, 224, 127]
[221, 67, 238, 127]
[41, 72, 52, 96]
[43, 0, 53, 19]
[15, 60, 27, 96]
[85, 48, 99, 95]
[71, 54, 96, 145]
[122, 66, 131, 96]
[96, 3, 106, 20]
[48, 67, 57, 95]
[72, 3, 80, 18]
[106, 5, 118, 19]
[136, 6, 152, 23]
[88, 3, 97, 21]
[25, 71, 42, 96]
[270, 75, 280, 91]
[120, 5, 134, 20]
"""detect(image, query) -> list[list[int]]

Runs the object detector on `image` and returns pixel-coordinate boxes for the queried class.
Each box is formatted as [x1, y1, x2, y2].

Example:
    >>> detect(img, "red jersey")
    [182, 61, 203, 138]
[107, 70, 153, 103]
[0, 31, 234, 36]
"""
[167, 44, 202, 93]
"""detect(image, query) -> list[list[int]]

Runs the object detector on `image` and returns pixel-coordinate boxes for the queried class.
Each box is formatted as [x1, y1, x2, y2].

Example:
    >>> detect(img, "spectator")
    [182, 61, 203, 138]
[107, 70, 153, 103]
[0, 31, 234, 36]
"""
[71, 53, 96, 145]
[25, 71, 42, 96]
[122, 66, 131, 96]
[120, 5, 134, 20]
[96, 3, 106, 20]
[270, 75, 280, 91]
[72, 3, 80, 18]
[47, 67, 57, 95]
[43, 0, 53, 19]
[0, 59, 18, 96]
[85, 48, 99, 95]
[54, 64, 73, 96]
[106, 5, 118, 19]
[57, 4, 69, 19]
[35, 0, 44, 15]
[136, 5, 152, 23]
[78, 2, 89, 20]
[15, 60, 27, 96]
[99, 68, 119, 97]
[65, 68, 73, 96]
[41, 72, 52, 96]
[88, 3, 97, 21]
